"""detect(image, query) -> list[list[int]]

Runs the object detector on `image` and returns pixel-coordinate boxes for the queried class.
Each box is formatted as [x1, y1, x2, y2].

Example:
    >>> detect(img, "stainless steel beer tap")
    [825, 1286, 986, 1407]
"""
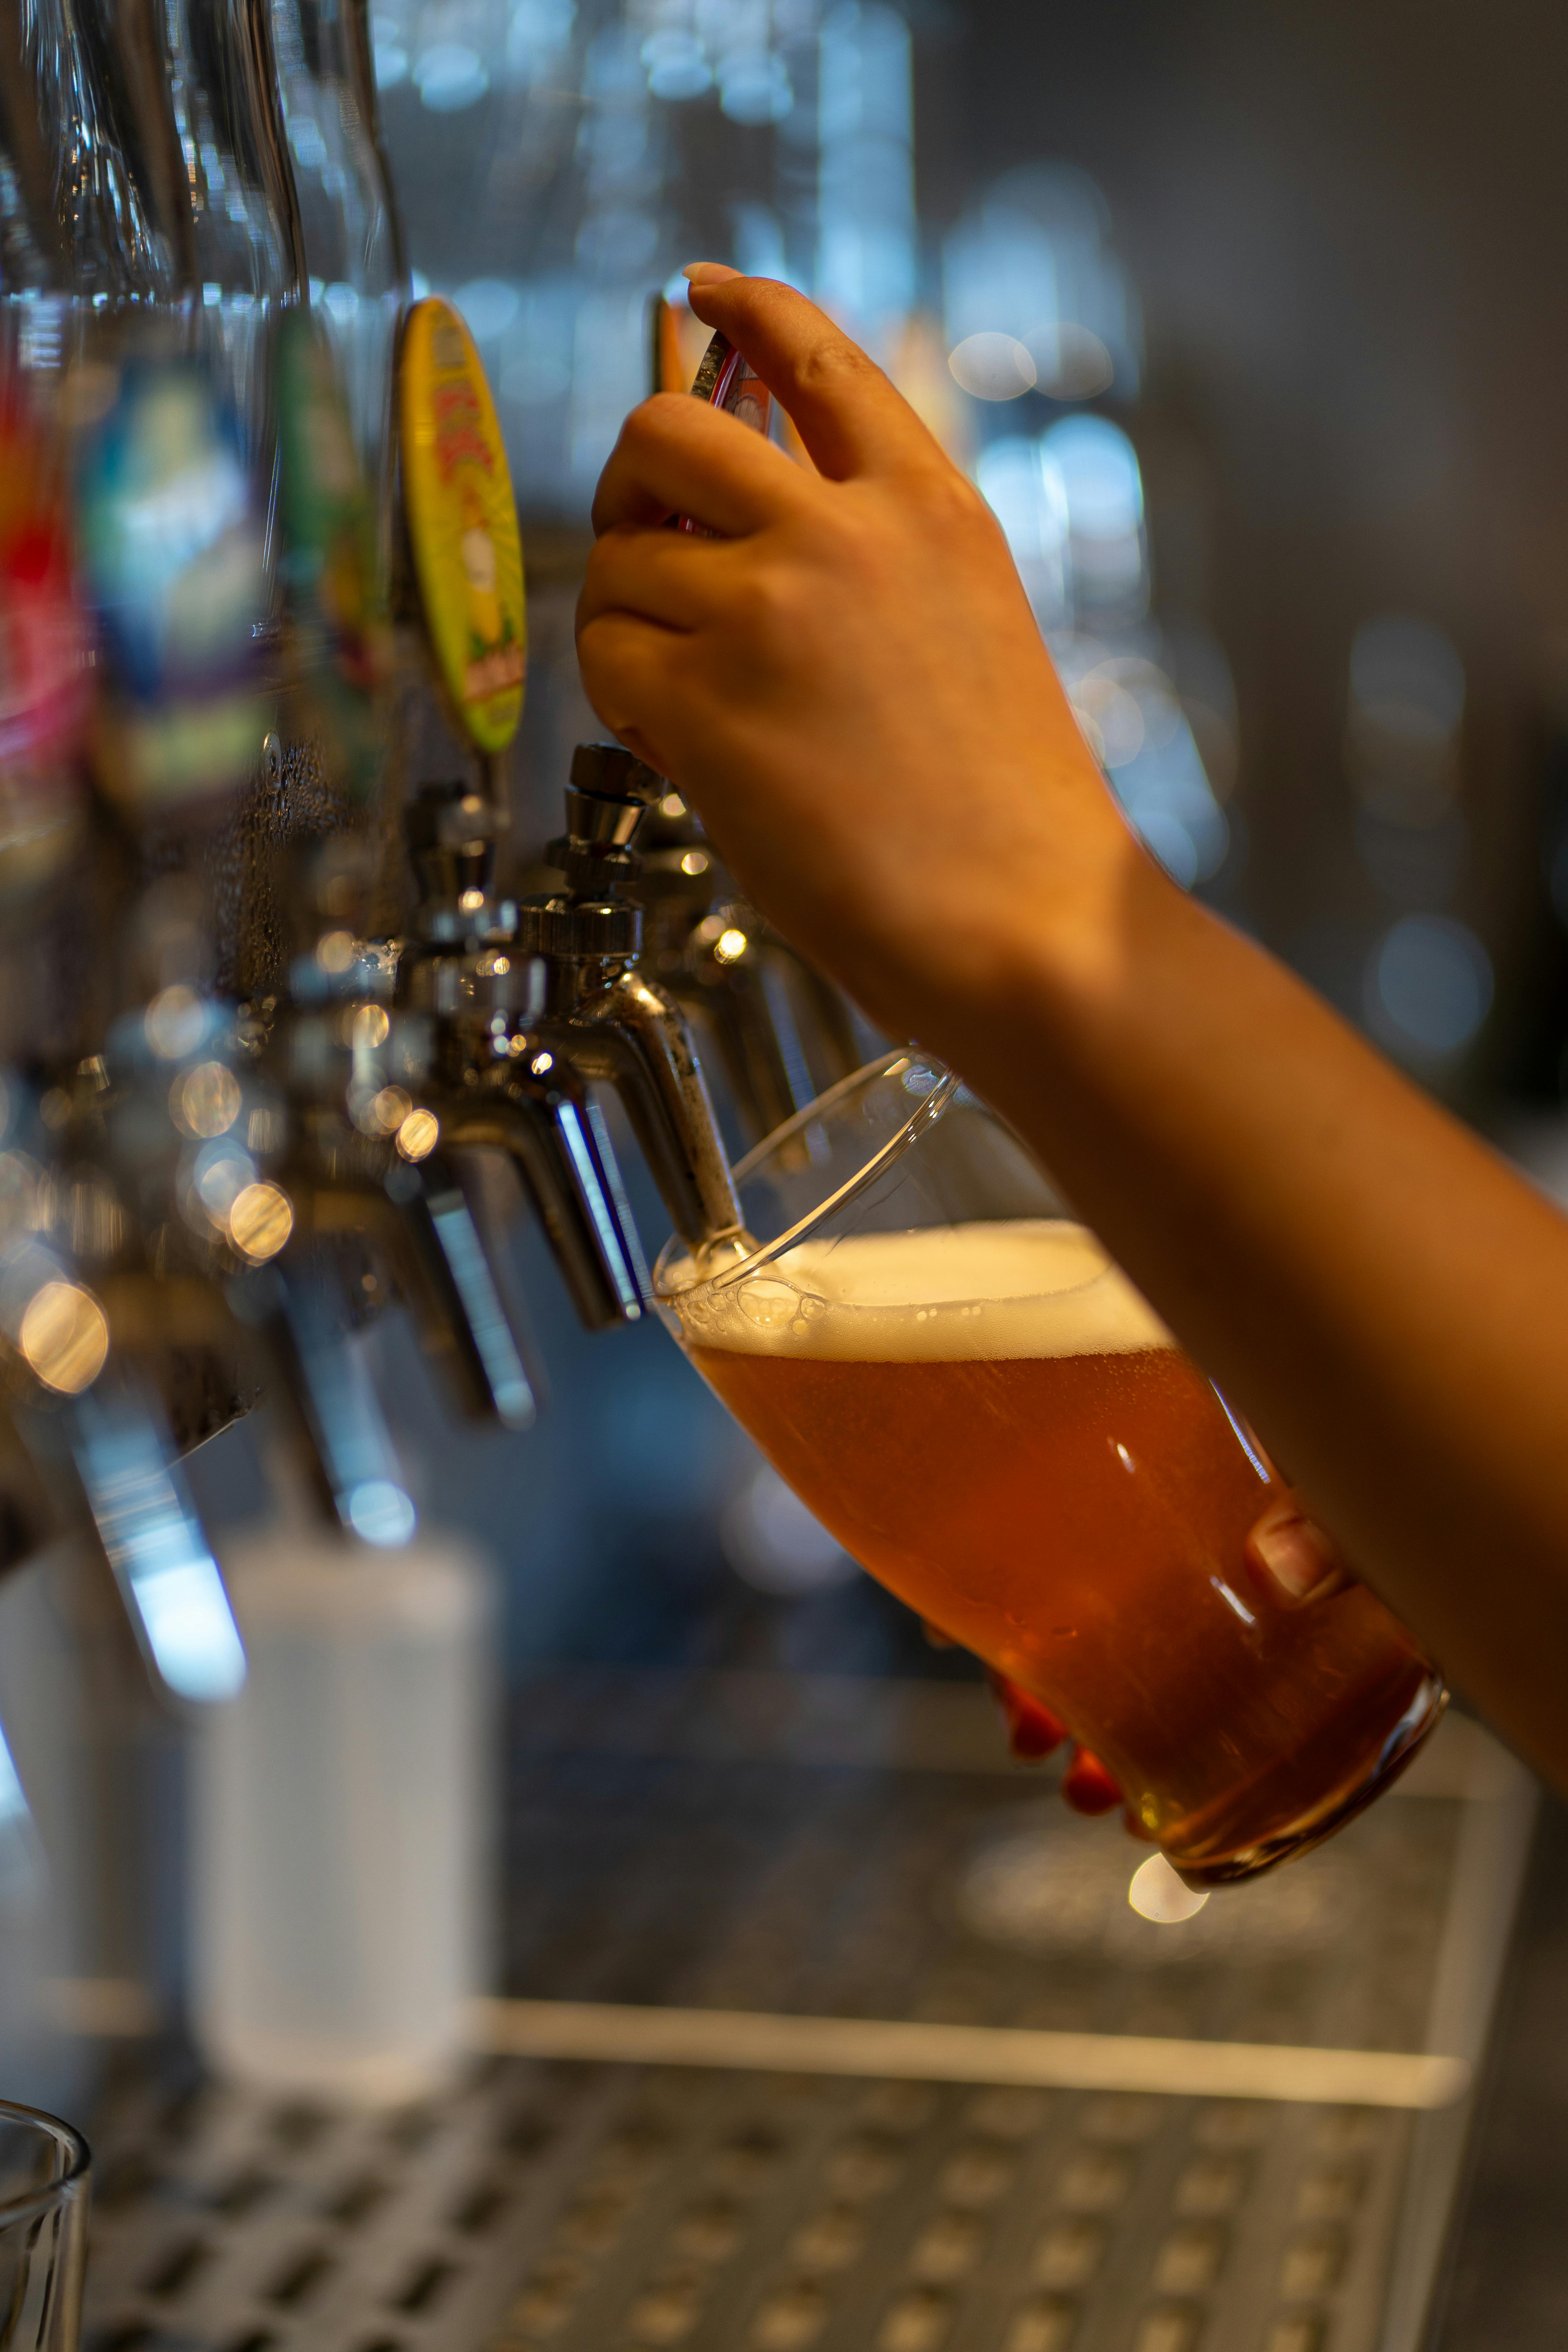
[2, 1014, 251, 1707]
[635, 788, 865, 1148]
[395, 781, 648, 1333]
[511, 744, 748, 1262]
[254, 824, 552, 1493]
[636, 792, 808, 1149]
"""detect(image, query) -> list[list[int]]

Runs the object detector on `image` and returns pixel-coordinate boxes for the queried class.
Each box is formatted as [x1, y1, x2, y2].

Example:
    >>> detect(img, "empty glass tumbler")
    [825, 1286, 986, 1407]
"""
[0, 2104, 89, 2352]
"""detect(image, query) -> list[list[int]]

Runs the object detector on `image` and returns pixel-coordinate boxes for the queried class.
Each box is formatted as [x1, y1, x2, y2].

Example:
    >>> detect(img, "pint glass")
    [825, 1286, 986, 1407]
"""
[655, 1054, 1444, 1884]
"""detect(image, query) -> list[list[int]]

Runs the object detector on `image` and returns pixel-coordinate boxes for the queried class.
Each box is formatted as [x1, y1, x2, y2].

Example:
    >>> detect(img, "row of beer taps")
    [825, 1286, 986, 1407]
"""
[0, 0, 869, 1710]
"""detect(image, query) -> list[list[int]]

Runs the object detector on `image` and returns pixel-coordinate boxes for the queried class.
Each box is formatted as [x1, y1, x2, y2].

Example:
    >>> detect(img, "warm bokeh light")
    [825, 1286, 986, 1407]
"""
[359, 1084, 412, 1136]
[350, 1003, 391, 1049]
[176, 1062, 242, 1140]
[227, 1181, 294, 1263]
[20, 1279, 110, 1394]
[1129, 1853, 1211, 1924]
[316, 929, 357, 975]
[396, 1107, 441, 1161]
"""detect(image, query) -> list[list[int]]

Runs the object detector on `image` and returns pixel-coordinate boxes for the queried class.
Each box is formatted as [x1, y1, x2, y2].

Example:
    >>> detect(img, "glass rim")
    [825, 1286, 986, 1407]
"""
[0, 2101, 90, 2229]
[655, 1048, 959, 1303]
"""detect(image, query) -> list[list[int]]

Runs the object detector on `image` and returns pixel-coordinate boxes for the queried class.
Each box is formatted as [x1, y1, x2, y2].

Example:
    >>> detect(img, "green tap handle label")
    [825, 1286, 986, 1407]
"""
[398, 297, 526, 754]
[276, 312, 391, 803]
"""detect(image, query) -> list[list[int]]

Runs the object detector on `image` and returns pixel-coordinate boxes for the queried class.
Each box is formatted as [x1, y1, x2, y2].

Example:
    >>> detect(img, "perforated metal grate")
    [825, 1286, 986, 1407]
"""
[81, 1675, 1534, 2352]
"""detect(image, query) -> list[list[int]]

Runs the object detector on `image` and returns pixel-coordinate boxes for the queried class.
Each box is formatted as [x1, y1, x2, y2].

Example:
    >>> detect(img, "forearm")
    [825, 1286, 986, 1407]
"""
[926, 829, 1568, 1782]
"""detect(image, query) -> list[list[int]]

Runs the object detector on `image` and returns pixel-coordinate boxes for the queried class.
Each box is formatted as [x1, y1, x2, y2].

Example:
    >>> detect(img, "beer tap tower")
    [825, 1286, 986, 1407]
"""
[0, 0, 884, 2119]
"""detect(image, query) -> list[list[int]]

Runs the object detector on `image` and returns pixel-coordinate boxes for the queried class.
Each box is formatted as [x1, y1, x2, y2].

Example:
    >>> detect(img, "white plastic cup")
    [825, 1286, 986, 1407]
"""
[192, 1523, 495, 2106]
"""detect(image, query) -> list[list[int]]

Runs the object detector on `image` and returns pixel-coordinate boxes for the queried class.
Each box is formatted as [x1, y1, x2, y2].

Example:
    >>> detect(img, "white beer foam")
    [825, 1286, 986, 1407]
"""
[669, 1218, 1174, 1363]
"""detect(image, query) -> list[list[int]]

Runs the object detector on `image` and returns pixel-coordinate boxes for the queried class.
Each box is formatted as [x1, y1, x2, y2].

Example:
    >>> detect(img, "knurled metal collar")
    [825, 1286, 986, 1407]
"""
[548, 835, 642, 895]
[571, 743, 666, 803]
[514, 895, 641, 958]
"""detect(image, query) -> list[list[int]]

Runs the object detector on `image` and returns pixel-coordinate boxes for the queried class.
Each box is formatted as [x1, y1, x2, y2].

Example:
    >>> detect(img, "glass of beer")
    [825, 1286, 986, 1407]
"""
[654, 1053, 1444, 1885]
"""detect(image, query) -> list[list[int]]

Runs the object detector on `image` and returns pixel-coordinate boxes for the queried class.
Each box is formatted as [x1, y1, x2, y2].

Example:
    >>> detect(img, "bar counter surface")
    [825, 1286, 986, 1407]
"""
[75, 1670, 1546, 2352]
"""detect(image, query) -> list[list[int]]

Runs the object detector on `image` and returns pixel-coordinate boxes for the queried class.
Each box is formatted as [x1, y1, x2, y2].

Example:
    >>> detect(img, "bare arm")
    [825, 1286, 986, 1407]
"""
[577, 267, 1568, 1790]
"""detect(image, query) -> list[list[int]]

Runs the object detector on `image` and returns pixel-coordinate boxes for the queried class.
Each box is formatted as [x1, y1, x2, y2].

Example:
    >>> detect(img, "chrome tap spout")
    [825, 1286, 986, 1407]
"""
[509, 745, 747, 1261]
[229, 1251, 414, 1538]
[416, 1069, 647, 1334]
[400, 779, 650, 1328]
[557, 965, 745, 1256]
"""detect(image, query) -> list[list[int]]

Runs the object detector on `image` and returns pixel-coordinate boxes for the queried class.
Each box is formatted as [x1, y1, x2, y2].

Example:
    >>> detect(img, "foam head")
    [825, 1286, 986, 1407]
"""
[664, 1219, 1174, 1362]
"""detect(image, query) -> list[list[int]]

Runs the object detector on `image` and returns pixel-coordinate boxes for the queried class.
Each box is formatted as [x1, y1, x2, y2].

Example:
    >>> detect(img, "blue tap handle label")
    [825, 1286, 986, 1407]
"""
[76, 361, 266, 818]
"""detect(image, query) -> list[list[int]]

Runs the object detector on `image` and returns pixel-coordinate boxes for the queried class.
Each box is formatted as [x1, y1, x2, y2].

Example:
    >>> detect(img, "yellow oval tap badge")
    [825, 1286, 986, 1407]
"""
[398, 297, 526, 753]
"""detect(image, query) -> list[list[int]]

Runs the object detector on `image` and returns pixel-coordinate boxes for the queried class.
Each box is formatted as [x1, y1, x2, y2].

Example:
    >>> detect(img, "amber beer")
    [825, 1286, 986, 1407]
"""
[673, 1219, 1440, 1882]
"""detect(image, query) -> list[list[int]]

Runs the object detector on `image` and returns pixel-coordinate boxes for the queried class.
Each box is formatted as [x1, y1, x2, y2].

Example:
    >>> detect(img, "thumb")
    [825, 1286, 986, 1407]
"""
[1246, 1494, 1354, 1606]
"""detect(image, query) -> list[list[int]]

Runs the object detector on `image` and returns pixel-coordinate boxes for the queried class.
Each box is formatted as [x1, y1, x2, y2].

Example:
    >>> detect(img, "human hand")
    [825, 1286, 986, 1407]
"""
[577, 267, 1138, 1062]
[1245, 1490, 1353, 1605]
[988, 1677, 1130, 1818]
[919, 1616, 1131, 1817]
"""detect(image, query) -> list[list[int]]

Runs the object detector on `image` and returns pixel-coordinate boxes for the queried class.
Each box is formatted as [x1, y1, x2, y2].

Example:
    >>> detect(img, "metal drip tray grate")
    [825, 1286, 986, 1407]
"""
[82, 1674, 1535, 2352]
